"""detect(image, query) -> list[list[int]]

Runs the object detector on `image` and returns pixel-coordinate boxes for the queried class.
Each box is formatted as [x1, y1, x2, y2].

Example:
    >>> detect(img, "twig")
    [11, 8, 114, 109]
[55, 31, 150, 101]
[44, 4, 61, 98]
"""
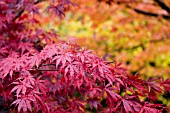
[28, 69, 59, 71]
[154, 0, 170, 13]
[134, 8, 170, 19]
[126, 4, 170, 19]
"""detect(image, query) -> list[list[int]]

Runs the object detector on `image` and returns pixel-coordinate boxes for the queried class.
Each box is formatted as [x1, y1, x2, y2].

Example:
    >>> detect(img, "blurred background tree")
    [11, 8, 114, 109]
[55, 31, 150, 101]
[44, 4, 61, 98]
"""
[33, 0, 170, 107]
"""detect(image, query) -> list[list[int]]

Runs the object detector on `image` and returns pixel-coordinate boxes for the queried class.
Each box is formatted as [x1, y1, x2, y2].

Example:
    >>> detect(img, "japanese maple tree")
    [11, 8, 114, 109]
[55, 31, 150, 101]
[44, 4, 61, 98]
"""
[0, 0, 170, 113]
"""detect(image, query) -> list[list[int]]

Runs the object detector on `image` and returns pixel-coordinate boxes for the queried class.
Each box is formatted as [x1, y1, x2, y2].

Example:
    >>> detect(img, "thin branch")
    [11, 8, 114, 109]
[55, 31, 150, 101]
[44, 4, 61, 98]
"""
[126, 4, 170, 19]
[28, 69, 59, 71]
[98, 0, 150, 4]
[34, 0, 44, 4]
[134, 8, 170, 19]
[12, 9, 25, 21]
[106, 62, 114, 65]
[154, 0, 170, 13]
[29, 63, 59, 71]
[99, 0, 170, 19]
[38, 63, 56, 67]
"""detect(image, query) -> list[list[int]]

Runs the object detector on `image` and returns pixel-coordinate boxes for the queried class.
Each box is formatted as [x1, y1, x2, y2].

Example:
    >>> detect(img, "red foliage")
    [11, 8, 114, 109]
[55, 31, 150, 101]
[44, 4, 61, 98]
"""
[0, 0, 170, 113]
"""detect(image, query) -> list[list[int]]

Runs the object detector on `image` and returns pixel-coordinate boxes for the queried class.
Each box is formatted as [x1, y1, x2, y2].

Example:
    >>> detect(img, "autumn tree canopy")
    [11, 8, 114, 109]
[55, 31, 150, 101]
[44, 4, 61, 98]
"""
[0, 0, 170, 113]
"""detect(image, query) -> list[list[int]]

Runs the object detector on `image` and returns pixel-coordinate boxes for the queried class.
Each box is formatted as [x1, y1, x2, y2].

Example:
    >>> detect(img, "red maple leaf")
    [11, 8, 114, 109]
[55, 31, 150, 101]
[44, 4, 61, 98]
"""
[11, 80, 33, 98]
[0, 53, 24, 78]
[18, 42, 34, 54]
[47, 4, 65, 19]
[11, 97, 33, 112]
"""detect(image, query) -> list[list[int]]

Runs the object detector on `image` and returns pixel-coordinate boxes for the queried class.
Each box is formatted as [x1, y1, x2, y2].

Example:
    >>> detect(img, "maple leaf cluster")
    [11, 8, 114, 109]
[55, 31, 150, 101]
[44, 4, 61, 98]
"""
[0, 0, 170, 113]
